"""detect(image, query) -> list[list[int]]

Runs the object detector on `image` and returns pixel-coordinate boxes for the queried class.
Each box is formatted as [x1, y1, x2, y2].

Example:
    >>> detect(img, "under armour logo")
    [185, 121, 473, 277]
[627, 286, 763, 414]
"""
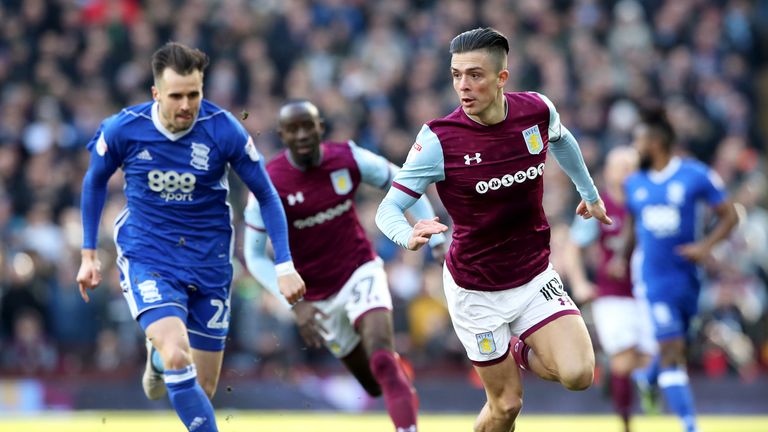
[287, 192, 304, 206]
[464, 153, 482, 165]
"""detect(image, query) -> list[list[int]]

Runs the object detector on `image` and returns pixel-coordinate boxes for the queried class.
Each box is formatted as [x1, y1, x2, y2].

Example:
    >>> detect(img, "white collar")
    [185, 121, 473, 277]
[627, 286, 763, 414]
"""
[648, 156, 681, 184]
[151, 101, 196, 141]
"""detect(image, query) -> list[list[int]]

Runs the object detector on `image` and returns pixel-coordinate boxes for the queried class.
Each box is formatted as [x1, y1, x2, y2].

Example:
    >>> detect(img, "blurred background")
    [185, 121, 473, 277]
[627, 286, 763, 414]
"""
[0, 0, 766, 415]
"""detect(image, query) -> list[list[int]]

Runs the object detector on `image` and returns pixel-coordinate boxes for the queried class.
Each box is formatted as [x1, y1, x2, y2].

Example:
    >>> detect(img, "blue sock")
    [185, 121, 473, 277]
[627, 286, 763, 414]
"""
[658, 367, 697, 432]
[164, 365, 218, 432]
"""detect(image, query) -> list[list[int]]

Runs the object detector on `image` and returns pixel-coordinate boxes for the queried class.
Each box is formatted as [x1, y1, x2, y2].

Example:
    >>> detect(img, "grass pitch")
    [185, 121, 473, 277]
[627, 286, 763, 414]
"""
[0, 412, 766, 432]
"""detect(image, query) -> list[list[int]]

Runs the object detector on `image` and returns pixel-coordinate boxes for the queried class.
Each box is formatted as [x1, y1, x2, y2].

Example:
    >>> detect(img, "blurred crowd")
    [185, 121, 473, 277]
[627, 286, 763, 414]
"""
[0, 0, 767, 384]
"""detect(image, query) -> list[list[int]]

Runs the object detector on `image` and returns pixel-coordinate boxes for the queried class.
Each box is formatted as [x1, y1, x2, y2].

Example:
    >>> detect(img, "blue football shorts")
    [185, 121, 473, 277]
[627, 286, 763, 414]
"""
[117, 255, 233, 351]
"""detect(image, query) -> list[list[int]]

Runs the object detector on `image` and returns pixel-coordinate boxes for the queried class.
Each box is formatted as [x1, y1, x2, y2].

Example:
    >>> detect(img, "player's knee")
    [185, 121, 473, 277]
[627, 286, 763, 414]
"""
[560, 364, 594, 391]
[490, 395, 523, 422]
[161, 346, 193, 370]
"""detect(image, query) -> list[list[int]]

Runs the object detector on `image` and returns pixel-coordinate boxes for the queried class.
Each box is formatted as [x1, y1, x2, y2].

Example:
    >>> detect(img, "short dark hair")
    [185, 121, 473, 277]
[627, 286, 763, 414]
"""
[449, 27, 509, 71]
[151, 41, 209, 80]
[639, 105, 675, 151]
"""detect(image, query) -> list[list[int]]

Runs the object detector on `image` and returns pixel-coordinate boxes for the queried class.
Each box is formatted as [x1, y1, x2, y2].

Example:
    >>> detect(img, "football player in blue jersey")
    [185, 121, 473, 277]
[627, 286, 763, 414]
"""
[623, 108, 737, 432]
[76, 42, 305, 432]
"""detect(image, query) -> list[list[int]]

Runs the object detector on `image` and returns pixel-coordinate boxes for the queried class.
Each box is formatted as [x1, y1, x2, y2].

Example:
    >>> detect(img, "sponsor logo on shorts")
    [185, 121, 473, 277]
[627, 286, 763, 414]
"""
[138, 280, 162, 303]
[475, 331, 496, 355]
[539, 277, 566, 301]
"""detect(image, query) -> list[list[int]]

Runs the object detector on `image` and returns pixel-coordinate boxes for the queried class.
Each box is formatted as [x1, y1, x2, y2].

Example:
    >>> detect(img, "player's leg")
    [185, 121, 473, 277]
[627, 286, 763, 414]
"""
[339, 342, 382, 396]
[339, 259, 416, 431]
[510, 266, 593, 390]
[650, 293, 699, 432]
[520, 313, 594, 390]
[442, 265, 523, 431]
[357, 309, 418, 430]
[143, 311, 218, 432]
[473, 356, 524, 432]
[610, 348, 648, 432]
[119, 259, 218, 431]
[191, 349, 224, 399]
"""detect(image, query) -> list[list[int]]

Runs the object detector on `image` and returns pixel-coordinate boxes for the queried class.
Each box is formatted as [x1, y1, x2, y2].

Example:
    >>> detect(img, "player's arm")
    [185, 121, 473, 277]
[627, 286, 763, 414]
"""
[231, 147, 305, 304]
[563, 216, 599, 303]
[242, 195, 290, 308]
[535, 92, 612, 225]
[677, 170, 738, 263]
[349, 141, 448, 253]
[375, 125, 448, 251]
[77, 124, 121, 302]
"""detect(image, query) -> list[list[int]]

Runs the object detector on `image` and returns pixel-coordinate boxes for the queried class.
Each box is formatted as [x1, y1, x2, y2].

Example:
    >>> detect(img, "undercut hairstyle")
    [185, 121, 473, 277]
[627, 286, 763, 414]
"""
[449, 27, 510, 72]
[639, 105, 675, 152]
[151, 41, 210, 81]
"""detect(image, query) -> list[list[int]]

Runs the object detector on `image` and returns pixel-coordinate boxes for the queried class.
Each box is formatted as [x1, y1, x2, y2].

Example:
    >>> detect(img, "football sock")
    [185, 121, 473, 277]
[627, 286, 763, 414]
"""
[370, 350, 417, 432]
[610, 373, 632, 428]
[658, 367, 697, 432]
[151, 347, 165, 372]
[164, 365, 218, 432]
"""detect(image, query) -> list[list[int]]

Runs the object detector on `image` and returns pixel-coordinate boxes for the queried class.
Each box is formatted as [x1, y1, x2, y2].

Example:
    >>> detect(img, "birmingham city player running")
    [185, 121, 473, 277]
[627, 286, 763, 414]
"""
[244, 101, 446, 432]
[76, 42, 305, 432]
[624, 108, 737, 432]
[376, 28, 611, 432]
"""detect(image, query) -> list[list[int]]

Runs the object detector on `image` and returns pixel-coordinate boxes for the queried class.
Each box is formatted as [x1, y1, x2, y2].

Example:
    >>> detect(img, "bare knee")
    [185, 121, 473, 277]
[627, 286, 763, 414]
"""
[159, 345, 193, 370]
[559, 360, 594, 391]
[490, 396, 523, 423]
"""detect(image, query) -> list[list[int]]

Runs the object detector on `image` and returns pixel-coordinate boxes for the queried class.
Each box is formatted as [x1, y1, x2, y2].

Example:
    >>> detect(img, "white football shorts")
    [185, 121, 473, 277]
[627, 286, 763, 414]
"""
[443, 263, 581, 365]
[591, 295, 657, 356]
[310, 258, 392, 358]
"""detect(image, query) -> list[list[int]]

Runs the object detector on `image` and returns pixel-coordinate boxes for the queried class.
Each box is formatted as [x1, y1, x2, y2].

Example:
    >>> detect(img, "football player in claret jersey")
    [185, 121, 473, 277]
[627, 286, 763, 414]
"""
[243, 100, 446, 432]
[565, 146, 657, 432]
[76, 42, 305, 432]
[376, 27, 612, 431]
[623, 108, 737, 432]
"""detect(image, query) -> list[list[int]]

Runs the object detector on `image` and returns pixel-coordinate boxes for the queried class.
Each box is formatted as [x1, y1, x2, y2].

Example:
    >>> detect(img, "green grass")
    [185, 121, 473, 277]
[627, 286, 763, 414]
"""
[1, 412, 766, 432]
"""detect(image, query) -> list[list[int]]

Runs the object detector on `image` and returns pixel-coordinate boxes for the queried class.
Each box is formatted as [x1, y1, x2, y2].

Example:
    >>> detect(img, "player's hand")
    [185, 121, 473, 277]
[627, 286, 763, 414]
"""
[407, 217, 448, 251]
[570, 280, 597, 304]
[676, 242, 711, 263]
[76, 250, 102, 303]
[606, 255, 628, 280]
[576, 199, 613, 225]
[278, 272, 306, 305]
[292, 301, 329, 348]
[431, 242, 448, 264]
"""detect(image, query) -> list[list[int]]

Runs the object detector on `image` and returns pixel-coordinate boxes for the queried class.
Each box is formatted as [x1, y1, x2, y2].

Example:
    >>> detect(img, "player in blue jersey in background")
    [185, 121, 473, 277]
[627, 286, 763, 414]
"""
[623, 107, 737, 432]
[76, 42, 305, 432]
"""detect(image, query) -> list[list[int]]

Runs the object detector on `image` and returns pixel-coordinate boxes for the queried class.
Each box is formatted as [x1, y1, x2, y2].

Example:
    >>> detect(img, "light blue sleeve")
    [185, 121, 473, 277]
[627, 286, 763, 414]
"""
[375, 125, 445, 249]
[352, 139, 447, 247]
[570, 215, 599, 247]
[243, 196, 290, 308]
[534, 93, 598, 203]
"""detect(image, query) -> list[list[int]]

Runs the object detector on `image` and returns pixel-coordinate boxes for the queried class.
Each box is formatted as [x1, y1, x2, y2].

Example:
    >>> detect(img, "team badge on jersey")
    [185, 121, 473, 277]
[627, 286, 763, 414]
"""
[190, 143, 210, 171]
[330, 168, 353, 195]
[667, 181, 686, 205]
[522, 125, 543, 155]
[96, 133, 108, 156]
[475, 331, 496, 355]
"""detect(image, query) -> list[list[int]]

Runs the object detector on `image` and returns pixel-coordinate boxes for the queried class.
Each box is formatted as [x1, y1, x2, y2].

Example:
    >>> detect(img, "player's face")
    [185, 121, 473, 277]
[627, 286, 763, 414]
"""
[632, 125, 654, 171]
[451, 50, 507, 119]
[278, 105, 324, 168]
[152, 68, 203, 133]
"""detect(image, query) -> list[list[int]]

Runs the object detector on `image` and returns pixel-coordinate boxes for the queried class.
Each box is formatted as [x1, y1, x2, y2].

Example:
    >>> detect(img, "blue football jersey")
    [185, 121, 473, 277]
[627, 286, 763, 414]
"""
[84, 100, 268, 267]
[624, 157, 727, 294]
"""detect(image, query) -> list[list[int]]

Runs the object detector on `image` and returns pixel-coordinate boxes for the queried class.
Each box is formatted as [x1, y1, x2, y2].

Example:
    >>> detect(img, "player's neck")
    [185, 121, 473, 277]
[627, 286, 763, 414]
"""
[652, 153, 673, 172]
[468, 93, 507, 126]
